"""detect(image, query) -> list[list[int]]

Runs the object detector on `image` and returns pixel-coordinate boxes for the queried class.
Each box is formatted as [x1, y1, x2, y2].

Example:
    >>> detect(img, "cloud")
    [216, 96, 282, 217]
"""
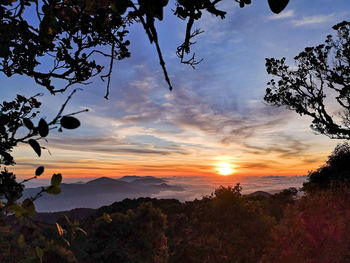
[47, 136, 190, 156]
[268, 10, 295, 20]
[87, 70, 308, 163]
[243, 133, 309, 158]
[163, 88, 292, 148]
[291, 14, 336, 27]
[196, 4, 242, 44]
[239, 162, 275, 169]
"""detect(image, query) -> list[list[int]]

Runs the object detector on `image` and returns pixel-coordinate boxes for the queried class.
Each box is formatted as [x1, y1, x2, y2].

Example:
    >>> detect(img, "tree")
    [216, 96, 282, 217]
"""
[303, 142, 350, 192]
[83, 202, 168, 263]
[265, 21, 350, 140]
[168, 185, 275, 263]
[0, 91, 84, 211]
[0, 0, 289, 98]
[263, 187, 350, 263]
[0, 92, 87, 262]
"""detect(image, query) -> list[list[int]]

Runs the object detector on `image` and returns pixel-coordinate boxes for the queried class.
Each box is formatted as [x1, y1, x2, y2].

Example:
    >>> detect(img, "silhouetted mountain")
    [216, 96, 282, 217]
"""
[133, 177, 167, 184]
[246, 191, 271, 198]
[85, 176, 122, 185]
[35, 208, 96, 224]
[22, 176, 184, 212]
[119, 175, 166, 184]
[118, 175, 142, 182]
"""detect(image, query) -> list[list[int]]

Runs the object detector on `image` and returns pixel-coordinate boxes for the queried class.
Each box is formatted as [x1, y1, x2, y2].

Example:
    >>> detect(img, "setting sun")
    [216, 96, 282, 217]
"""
[217, 163, 234, 176]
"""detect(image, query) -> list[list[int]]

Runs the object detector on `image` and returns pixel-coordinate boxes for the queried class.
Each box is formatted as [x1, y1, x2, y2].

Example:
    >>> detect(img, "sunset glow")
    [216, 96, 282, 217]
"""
[217, 163, 234, 176]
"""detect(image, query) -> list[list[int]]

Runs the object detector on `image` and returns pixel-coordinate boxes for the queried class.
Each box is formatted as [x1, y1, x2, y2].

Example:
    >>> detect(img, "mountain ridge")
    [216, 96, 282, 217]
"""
[22, 176, 183, 212]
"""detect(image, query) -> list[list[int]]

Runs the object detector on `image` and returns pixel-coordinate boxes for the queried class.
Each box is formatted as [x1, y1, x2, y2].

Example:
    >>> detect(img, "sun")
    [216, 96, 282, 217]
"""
[217, 163, 234, 176]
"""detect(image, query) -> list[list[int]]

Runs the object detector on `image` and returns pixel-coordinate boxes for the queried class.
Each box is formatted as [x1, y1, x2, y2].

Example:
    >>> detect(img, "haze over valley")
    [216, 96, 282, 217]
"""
[23, 175, 306, 212]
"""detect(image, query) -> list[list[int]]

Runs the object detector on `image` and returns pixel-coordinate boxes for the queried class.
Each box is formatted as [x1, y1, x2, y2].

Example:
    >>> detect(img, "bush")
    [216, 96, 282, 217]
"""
[263, 187, 350, 263]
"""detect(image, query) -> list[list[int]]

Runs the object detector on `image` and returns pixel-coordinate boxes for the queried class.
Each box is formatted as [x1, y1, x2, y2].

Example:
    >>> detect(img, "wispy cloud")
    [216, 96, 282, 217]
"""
[268, 10, 295, 20]
[103, 76, 310, 165]
[291, 14, 336, 27]
[47, 136, 190, 156]
[243, 133, 309, 158]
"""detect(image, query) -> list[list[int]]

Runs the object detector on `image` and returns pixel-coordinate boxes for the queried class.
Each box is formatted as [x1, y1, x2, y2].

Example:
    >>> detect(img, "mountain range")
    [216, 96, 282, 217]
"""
[22, 176, 184, 212]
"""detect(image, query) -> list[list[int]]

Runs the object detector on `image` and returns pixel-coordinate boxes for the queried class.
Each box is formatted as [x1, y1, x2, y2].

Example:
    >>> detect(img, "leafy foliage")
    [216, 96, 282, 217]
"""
[267, 0, 289, 14]
[0, 168, 24, 202]
[265, 21, 350, 139]
[167, 185, 275, 263]
[0, 90, 86, 168]
[1, 0, 289, 98]
[303, 142, 350, 191]
[0, 91, 87, 262]
[264, 186, 350, 263]
[83, 202, 168, 263]
[0, 94, 41, 165]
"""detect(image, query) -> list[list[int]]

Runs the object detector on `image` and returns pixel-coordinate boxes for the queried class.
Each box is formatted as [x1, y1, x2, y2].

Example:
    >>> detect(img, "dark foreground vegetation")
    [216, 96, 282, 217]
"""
[1, 143, 350, 263]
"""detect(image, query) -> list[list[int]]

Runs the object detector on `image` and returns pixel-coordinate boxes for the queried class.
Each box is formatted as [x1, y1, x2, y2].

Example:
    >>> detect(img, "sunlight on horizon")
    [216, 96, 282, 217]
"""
[217, 163, 235, 176]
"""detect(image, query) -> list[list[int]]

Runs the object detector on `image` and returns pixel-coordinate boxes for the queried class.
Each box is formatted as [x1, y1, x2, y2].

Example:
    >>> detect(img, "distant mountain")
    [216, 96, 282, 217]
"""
[22, 176, 184, 212]
[35, 207, 96, 224]
[118, 175, 143, 182]
[85, 176, 122, 185]
[119, 175, 166, 184]
[246, 191, 271, 198]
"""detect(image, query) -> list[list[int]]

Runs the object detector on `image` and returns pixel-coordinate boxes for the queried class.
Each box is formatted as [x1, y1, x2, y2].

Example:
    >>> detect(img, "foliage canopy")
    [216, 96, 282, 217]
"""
[265, 21, 350, 140]
[1, 0, 289, 98]
[303, 142, 350, 191]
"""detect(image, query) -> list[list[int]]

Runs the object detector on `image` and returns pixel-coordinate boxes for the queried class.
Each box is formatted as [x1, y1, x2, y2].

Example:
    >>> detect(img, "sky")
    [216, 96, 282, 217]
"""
[2, 0, 350, 182]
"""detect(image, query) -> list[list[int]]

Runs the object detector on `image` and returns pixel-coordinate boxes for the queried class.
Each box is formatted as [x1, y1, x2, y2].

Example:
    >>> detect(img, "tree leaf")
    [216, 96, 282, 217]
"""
[46, 185, 61, 195]
[51, 173, 62, 186]
[64, 215, 72, 225]
[5, 203, 23, 215]
[38, 118, 49, 137]
[28, 139, 41, 157]
[35, 166, 45, 176]
[267, 0, 289, 14]
[60, 116, 80, 129]
[23, 118, 34, 130]
[56, 222, 64, 236]
[22, 198, 35, 216]
[76, 227, 87, 236]
[36, 246, 44, 263]
[62, 237, 71, 247]
[18, 234, 24, 246]
[103, 212, 112, 223]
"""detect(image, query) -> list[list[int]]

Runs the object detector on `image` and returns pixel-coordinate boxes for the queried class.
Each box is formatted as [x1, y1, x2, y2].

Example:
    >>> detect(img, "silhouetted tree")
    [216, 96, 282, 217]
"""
[265, 187, 298, 220]
[1, 0, 289, 97]
[303, 142, 350, 191]
[265, 21, 350, 140]
[0, 91, 85, 213]
[0, 92, 86, 262]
